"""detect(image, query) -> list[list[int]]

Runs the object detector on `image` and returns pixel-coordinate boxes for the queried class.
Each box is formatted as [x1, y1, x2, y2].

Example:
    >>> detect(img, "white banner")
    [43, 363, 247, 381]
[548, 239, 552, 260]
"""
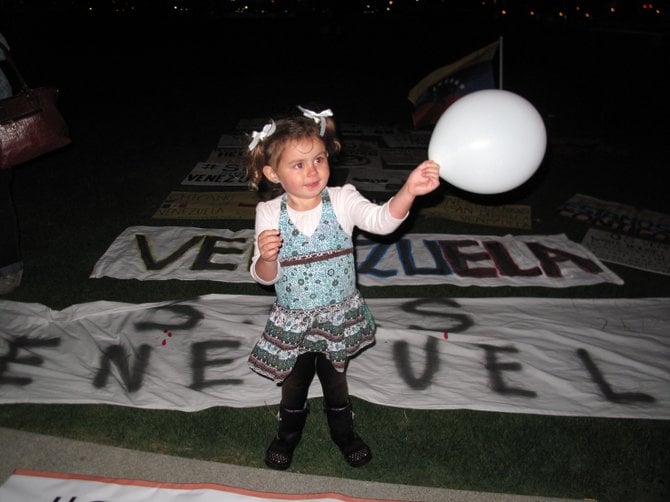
[92, 227, 255, 282]
[0, 470, 371, 502]
[1, 295, 668, 419]
[90, 227, 623, 287]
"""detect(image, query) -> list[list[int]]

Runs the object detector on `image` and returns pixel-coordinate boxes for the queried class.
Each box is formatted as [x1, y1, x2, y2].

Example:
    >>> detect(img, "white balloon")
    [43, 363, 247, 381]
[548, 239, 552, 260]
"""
[428, 89, 547, 194]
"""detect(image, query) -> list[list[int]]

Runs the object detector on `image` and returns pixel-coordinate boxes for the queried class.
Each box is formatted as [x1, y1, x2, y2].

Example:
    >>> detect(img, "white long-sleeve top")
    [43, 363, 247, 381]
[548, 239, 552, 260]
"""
[251, 184, 407, 285]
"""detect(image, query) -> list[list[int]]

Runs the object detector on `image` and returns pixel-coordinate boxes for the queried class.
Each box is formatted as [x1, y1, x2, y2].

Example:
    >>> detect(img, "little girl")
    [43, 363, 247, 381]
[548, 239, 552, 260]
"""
[245, 105, 440, 470]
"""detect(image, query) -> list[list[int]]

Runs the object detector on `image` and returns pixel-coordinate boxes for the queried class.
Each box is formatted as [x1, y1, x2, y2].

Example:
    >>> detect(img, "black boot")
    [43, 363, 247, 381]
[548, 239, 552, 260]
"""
[325, 402, 372, 467]
[265, 403, 309, 470]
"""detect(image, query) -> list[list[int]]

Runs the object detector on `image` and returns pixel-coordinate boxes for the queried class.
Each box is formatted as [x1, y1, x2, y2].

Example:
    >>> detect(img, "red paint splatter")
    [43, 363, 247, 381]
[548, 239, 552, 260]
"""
[443, 332, 449, 340]
[161, 329, 174, 346]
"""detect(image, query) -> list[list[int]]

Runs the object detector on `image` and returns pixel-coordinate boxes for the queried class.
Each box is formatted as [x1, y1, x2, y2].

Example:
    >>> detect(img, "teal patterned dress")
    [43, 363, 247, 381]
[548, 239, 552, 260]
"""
[248, 189, 376, 382]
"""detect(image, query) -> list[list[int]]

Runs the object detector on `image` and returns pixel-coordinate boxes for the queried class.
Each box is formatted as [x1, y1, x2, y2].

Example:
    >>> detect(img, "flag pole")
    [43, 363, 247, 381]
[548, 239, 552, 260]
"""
[498, 36, 503, 89]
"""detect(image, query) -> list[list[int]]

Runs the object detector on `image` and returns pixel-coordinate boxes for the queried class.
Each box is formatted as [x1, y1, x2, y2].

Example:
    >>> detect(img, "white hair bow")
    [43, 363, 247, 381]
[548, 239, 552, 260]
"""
[298, 105, 333, 136]
[248, 120, 277, 151]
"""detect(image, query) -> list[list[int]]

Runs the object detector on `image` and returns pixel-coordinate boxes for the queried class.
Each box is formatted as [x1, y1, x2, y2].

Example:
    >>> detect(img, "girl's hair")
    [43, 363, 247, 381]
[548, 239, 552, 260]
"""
[245, 112, 341, 192]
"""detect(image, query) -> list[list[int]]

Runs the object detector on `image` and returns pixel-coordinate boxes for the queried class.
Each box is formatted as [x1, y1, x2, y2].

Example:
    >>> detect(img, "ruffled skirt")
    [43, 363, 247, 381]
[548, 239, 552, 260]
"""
[248, 291, 375, 382]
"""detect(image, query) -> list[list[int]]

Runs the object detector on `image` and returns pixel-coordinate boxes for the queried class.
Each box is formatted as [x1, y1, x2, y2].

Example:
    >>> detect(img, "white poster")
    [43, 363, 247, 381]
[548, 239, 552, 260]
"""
[206, 147, 245, 165]
[558, 193, 670, 242]
[582, 228, 670, 276]
[1, 295, 668, 419]
[182, 161, 248, 187]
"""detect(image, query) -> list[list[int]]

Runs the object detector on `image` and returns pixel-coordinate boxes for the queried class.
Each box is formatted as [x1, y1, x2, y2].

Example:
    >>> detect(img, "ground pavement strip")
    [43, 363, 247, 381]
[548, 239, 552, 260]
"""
[0, 427, 578, 502]
[0, 469, 397, 502]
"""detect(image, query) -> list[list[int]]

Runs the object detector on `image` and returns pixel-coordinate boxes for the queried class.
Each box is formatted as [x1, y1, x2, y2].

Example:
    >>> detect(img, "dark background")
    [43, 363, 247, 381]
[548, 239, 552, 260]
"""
[1, 6, 670, 500]
[1, 3, 669, 307]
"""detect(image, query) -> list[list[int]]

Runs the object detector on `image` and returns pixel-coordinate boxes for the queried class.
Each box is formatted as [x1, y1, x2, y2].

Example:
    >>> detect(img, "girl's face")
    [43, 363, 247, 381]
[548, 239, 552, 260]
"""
[264, 136, 330, 210]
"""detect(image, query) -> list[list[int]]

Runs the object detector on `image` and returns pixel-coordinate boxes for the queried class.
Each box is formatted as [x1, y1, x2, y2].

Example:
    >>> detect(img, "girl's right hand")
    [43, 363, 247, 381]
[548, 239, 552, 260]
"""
[258, 229, 283, 262]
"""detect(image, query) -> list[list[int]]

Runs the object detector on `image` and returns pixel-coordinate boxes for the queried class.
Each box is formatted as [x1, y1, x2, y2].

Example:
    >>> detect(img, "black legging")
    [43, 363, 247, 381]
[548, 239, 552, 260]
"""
[280, 352, 349, 410]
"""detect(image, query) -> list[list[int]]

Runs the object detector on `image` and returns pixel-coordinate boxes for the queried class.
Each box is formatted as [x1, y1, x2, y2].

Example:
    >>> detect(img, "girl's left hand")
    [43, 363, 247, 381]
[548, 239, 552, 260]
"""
[406, 160, 441, 196]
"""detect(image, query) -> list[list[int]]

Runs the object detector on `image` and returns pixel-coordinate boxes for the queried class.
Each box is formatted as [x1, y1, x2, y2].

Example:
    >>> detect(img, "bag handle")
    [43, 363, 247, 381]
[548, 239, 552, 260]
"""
[0, 41, 30, 94]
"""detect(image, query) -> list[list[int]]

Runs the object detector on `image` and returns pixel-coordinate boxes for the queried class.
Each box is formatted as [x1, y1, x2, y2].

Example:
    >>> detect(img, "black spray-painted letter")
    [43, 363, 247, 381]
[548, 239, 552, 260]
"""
[93, 344, 152, 392]
[0, 336, 60, 386]
[577, 348, 655, 404]
[190, 340, 243, 390]
[479, 344, 537, 398]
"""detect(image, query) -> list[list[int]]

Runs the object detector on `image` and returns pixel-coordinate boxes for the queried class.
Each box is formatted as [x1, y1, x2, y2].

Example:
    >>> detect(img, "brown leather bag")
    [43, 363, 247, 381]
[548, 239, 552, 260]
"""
[0, 42, 71, 169]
